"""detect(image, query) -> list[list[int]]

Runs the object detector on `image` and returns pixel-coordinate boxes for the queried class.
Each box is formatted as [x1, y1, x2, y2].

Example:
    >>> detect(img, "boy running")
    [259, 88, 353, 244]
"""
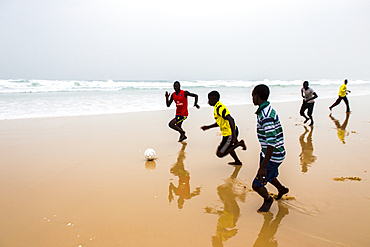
[201, 91, 246, 165]
[300, 81, 318, 126]
[329, 79, 351, 113]
[165, 81, 200, 142]
[251, 84, 289, 213]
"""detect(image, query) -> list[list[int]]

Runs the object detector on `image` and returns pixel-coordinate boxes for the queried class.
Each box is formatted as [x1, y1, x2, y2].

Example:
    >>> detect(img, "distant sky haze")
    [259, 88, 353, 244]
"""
[1, 0, 369, 80]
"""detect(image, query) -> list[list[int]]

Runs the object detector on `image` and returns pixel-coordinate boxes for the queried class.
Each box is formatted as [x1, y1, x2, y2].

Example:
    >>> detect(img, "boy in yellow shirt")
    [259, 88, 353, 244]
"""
[201, 91, 247, 165]
[329, 79, 351, 112]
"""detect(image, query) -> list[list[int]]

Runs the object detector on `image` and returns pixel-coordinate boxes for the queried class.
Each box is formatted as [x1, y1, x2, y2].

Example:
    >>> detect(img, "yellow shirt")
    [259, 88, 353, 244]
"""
[339, 84, 347, 97]
[337, 129, 345, 142]
[214, 101, 233, 136]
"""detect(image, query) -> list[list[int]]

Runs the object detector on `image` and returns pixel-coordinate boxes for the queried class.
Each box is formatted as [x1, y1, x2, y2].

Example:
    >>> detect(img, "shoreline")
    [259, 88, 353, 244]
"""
[1, 93, 368, 122]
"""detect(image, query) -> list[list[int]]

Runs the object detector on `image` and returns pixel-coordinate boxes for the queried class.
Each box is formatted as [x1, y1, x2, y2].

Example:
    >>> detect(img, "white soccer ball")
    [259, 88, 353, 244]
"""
[144, 148, 156, 161]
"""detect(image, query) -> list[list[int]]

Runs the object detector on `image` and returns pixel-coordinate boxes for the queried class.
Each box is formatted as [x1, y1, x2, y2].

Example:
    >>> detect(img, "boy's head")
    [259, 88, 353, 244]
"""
[208, 90, 220, 106]
[173, 81, 181, 92]
[344, 79, 348, 85]
[252, 84, 269, 106]
[303, 81, 309, 89]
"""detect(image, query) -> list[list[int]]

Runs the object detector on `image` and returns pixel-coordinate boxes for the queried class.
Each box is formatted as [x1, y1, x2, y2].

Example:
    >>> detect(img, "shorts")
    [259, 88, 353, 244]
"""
[300, 102, 315, 116]
[175, 115, 187, 124]
[253, 153, 281, 187]
[217, 127, 239, 154]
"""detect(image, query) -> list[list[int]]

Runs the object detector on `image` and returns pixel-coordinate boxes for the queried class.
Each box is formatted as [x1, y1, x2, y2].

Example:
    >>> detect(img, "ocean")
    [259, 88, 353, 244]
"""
[1, 79, 370, 120]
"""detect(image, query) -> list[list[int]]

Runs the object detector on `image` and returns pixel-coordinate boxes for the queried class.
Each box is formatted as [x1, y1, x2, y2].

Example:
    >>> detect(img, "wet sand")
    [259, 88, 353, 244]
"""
[0, 95, 369, 246]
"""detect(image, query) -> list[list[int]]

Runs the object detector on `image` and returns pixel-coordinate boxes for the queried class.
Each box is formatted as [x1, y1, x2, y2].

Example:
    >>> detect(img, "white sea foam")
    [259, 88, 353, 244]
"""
[1, 79, 370, 94]
[1, 79, 370, 120]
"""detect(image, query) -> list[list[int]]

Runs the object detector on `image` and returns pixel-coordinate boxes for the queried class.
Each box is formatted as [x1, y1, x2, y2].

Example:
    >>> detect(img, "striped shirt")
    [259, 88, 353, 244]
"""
[255, 101, 286, 163]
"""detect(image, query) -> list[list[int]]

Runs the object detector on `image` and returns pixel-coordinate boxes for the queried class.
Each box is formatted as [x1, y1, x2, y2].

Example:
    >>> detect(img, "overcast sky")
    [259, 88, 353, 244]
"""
[0, 0, 369, 81]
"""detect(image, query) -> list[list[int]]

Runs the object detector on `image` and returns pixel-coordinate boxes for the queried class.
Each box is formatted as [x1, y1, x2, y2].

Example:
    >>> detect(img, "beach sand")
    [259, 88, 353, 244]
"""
[0, 95, 369, 246]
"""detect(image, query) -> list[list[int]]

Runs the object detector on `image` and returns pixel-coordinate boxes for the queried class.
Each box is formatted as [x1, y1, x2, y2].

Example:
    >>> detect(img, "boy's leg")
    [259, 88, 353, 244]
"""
[216, 139, 246, 158]
[252, 182, 273, 213]
[228, 150, 242, 165]
[329, 97, 342, 110]
[270, 177, 289, 200]
[252, 155, 285, 212]
[300, 103, 309, 123]
[168, 117, 187, 141]
[307, 103, 314, 126]
[168, 118, 184, 133]
[177, 121, 187, 142]
[343, 96, 350, 112]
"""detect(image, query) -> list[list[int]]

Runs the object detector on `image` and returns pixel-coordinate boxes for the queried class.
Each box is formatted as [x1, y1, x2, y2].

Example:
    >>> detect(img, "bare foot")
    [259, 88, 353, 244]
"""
[228, 161, 242, 166]
[275, 187, 289, 200]
[240, 139, 247, 150]
[257, 197, 273, 213]
[178, 134, 187, 142]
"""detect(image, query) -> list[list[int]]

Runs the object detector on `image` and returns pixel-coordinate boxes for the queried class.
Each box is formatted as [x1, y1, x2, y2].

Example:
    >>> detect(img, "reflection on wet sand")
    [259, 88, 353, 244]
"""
[329, 112, 351, 144]
[206, 166, 247, 247]
[299, 125, 317, 173]
[253, 202, 289, 247]
[169, 142, 201, 209]
[145, 160, 156, 170]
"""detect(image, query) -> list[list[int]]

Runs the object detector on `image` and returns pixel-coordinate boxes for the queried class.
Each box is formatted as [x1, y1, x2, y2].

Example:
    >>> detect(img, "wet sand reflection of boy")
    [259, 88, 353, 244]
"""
[168, 142, 201, 209]
[207, 166, 247, 247]
[299, 126, 317, 173]
[253, 202, 289, 247]
[329, 112, 351, 144]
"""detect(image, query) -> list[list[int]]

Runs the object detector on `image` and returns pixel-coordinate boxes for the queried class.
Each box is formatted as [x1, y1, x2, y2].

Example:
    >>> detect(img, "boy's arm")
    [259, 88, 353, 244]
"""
[306, 92, 318, 102]
[312, 92, 318, 100]
[258, 145, 274, 183]
[225, 114, 237, 144]
[185, 91, 200, 109]
[165, 91, 173, 107]
[201, 122, 218, 131]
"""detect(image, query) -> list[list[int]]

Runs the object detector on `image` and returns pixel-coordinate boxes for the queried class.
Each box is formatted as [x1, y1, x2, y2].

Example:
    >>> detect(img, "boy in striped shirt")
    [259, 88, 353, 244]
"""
[252, 84, 289, 213]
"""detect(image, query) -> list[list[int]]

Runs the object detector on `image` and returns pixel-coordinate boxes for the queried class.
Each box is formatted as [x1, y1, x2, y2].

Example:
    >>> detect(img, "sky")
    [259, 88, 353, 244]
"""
[0, 0, 369, 81]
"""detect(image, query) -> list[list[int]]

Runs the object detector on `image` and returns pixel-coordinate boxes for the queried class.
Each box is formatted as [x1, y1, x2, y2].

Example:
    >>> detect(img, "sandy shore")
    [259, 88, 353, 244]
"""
[0, 95, 369, 246]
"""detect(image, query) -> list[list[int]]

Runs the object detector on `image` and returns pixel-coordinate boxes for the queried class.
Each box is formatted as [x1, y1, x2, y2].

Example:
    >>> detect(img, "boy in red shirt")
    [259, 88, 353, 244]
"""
[165, 81, 200, 142]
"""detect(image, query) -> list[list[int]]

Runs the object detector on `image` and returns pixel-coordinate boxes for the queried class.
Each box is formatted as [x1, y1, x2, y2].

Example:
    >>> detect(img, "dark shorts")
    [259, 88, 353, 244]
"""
[217, 127, 239, 154]
[175, 115, 187, 124]
[253, 153, 281, 187]
[300, 102, 315, 116]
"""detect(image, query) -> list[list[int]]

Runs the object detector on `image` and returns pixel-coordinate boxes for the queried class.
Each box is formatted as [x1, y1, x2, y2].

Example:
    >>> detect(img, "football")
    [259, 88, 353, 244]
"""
[144, 148, 156, 161]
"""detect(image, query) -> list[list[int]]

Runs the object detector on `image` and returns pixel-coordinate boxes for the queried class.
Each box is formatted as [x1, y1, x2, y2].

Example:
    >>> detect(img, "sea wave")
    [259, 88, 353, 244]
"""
[1, 79, 370, 120]
[1, 79, 369, 94]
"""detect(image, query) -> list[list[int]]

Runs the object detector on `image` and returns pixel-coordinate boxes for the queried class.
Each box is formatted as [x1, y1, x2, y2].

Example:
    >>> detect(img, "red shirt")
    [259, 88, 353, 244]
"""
[172, 90, 188, 116]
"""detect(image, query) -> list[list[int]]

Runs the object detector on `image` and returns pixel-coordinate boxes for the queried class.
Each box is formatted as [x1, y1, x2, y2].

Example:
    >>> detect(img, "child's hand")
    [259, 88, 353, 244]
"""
[200, 125, 209, 131]
[165, 91, 170, 98]
[257, 167, 267, 185]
